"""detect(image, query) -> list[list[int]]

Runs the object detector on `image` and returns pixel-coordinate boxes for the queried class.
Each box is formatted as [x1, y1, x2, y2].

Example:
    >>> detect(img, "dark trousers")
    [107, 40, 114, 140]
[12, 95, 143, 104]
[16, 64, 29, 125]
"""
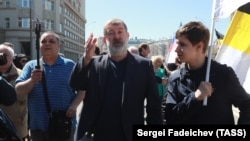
[30, 129, 75, 141]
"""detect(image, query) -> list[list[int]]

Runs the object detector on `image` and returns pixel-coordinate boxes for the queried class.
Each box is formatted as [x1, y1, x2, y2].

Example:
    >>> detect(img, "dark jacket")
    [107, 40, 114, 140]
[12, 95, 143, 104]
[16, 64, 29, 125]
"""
[164, 58, 250, 124]
[0, 108, 22, 141]
[0, 77, 20, 141]
[0, 76, 16, 106]
[70, 52, 163, 141]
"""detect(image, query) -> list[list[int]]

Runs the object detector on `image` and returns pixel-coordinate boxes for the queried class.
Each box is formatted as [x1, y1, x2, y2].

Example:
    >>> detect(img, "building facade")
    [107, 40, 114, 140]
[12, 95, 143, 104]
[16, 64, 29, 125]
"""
[0, 0, 86, 62]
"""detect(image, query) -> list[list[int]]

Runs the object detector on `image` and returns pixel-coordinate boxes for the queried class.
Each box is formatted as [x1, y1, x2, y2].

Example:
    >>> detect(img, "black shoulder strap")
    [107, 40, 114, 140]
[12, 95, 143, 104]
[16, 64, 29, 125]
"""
[42, 71, 51, 114]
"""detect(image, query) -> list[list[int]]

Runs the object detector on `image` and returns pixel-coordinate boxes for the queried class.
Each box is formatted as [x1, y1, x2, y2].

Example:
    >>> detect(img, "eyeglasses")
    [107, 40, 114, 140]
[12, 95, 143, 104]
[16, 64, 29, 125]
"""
[20, 59, 28, 63]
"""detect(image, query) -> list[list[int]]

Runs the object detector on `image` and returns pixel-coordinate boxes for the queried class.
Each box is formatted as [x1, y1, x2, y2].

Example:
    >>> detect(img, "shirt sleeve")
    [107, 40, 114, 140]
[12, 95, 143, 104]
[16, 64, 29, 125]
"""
[69, 56, 89, 91]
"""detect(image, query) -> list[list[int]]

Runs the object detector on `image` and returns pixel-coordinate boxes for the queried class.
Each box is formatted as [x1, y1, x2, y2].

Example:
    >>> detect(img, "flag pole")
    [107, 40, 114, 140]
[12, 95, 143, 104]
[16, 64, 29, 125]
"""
[203, 0, 216, 106]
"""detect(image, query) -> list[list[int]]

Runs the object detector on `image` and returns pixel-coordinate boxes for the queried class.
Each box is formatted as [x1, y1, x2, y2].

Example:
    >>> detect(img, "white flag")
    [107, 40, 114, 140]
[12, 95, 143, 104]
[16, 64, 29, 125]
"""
[212, 0, 250, 21]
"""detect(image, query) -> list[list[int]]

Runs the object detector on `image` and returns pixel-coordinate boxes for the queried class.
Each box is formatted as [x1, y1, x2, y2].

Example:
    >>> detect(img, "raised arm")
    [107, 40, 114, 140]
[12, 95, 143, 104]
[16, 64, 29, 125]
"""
[83, 33, 97, 67]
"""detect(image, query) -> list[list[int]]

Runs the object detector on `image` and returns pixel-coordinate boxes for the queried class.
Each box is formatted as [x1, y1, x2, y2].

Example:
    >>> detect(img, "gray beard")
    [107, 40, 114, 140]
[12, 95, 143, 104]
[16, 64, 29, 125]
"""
[107, 42, 128, 56]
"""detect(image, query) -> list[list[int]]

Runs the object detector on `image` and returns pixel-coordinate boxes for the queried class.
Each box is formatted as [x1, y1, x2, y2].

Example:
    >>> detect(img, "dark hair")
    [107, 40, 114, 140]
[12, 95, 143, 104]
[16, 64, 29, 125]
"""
[175, 21, 210, 53]
[104, 19, 128, 36]
[95, 46, 100, 55]
[13, 53, 30, 69]
[138, 43, 149, 54]
[138, 43, 149, 51]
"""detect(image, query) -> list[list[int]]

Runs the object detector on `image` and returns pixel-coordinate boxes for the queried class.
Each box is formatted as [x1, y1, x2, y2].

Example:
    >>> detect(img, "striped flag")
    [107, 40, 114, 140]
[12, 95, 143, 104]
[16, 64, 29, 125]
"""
[165, 22, 182, 64]
[165, 37, 177, 64]
[215, 2, 250, 93]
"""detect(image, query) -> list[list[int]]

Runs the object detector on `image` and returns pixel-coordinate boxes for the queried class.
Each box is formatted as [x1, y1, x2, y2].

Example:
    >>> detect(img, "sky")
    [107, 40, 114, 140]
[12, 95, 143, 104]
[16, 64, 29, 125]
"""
[85, 0, 231, 40]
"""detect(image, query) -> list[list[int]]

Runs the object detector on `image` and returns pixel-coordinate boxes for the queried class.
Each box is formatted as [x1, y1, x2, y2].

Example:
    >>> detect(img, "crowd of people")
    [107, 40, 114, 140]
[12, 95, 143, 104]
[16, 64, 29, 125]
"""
[0, 18, 250, 141]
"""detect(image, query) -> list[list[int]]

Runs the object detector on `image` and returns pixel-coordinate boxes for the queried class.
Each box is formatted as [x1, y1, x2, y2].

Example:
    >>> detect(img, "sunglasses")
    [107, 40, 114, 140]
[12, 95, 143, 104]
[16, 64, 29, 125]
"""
[20, 59, 28, 63]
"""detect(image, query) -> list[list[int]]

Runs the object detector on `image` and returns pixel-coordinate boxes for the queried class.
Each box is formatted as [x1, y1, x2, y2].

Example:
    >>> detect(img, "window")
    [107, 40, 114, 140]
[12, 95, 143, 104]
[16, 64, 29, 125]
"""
[44, 1, 54, 11]
[64, 30, 67, 37]
[50, 1, 54, 10]
[19, 0, 30, 8]
[59, 23, 62, 32]
[44, 20, 54, 30]
[18, 17, 30, 28]
[5, 0, 10, 8]
[59, 5, 62, 14]
[5, 18, 10, 28]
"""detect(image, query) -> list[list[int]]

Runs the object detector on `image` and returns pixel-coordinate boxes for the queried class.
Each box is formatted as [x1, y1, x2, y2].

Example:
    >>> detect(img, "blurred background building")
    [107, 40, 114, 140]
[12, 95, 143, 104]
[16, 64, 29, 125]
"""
[0, 0, 86, 62]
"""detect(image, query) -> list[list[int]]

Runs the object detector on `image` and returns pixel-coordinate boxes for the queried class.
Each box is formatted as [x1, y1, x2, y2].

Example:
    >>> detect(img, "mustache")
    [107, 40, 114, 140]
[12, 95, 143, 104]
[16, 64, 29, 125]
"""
[113, 39, 122, 44]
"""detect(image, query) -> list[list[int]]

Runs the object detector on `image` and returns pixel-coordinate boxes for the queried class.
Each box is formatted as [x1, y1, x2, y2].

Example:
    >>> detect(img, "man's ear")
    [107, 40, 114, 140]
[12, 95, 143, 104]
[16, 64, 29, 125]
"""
[196, 41, 203, 51]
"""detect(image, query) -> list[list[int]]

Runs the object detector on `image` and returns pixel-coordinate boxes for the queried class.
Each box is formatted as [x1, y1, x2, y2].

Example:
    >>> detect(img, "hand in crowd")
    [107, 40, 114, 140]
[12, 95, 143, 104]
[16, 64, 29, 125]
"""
[66, 106, 77, 118]
[161, 77, 168, 85]
[84, 33, 97, 66]
[30, 69, 43, 84]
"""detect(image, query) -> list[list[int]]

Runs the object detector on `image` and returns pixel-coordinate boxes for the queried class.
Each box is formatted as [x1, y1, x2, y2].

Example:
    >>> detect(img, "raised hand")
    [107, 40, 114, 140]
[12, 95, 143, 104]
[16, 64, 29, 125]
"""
[84, 33, 97, 65]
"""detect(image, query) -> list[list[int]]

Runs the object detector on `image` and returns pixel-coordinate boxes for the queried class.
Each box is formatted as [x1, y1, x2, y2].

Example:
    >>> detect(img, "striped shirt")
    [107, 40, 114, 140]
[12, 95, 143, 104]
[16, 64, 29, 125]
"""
[16, 56, 76, 131]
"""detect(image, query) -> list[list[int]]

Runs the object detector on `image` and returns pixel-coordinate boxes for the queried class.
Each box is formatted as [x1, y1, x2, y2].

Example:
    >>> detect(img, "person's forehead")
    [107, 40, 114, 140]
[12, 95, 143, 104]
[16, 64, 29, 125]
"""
[176, 35, 189, 42]
[41, 33, 57, 40]
[106, 24, 125, 31]
[143, 47, 149, 51]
